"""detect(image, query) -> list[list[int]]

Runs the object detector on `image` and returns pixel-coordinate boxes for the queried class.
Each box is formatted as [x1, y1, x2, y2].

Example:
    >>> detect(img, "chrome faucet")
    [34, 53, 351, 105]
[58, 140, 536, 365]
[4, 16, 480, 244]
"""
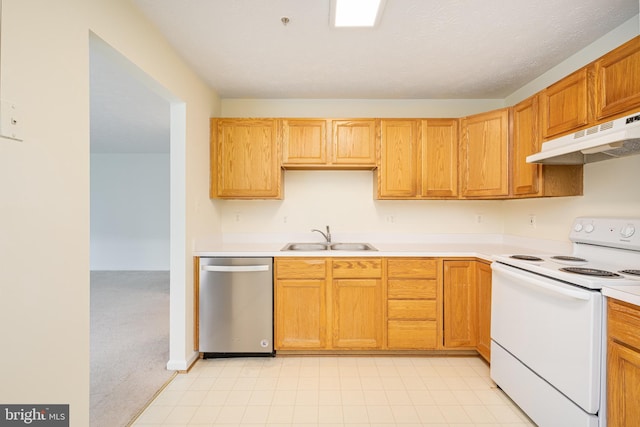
[311, 225, 331, 243]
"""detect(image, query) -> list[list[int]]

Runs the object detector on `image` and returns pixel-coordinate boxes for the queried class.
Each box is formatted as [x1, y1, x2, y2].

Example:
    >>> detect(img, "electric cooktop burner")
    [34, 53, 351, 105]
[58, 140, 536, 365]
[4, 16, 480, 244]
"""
[619, 269, 640, 277]
[510, 255, 544, 261]
[560, 267, 622, 277]
[551, 256, 588, 262]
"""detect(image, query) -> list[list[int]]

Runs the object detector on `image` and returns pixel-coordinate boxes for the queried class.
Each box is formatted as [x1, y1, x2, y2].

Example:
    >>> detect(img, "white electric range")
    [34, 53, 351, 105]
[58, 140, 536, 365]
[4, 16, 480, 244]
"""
[490, 217, 640, 427]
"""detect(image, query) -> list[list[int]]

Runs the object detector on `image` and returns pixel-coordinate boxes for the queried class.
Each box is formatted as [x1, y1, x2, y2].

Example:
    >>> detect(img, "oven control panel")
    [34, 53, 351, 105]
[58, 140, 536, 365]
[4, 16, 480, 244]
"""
[570, 217, 640, 250]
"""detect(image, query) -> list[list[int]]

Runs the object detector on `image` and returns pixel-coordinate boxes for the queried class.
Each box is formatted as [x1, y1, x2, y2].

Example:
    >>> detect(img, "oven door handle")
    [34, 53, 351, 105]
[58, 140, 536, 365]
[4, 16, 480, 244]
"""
[492, 263, 591, 301]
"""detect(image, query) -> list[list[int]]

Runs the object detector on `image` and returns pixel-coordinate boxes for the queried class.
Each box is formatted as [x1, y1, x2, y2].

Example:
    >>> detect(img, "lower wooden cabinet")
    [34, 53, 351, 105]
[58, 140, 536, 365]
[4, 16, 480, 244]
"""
[443, 260, 477, 348]
[274, 258, 328, 350]
[273, 256, 492, 358]
[274, 257, 383, 351]
[475, 261, 492, 362]
[607, 298, 640, 427]
[387, 258, 441, 349]
[332, 258, 383, 349]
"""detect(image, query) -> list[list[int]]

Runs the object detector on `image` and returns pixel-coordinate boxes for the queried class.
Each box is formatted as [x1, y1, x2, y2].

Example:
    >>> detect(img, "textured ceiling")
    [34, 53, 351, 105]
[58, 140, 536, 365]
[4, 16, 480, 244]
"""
[90, 0, 638, 154]
[132, 0, 639, 99]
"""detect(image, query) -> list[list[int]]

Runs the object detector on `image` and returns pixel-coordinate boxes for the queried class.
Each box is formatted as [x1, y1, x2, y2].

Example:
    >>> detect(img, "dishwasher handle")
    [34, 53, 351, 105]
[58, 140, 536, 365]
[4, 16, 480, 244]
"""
[201, 264, 270, 273]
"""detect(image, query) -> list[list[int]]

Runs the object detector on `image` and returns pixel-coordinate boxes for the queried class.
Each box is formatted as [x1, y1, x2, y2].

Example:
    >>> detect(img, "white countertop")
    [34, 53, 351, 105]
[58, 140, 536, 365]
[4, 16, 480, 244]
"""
[603, 285, 640, 307]
[193, 233, 572, 263]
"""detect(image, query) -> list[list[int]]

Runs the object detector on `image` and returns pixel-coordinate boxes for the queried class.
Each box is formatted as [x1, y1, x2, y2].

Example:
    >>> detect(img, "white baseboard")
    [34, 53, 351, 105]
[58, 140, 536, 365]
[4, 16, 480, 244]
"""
[166, 351, 200, 371]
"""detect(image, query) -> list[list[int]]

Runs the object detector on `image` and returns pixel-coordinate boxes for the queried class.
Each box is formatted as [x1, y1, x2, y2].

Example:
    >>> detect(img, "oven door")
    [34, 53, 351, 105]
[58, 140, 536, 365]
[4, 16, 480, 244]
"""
[491, 262, 602, 419]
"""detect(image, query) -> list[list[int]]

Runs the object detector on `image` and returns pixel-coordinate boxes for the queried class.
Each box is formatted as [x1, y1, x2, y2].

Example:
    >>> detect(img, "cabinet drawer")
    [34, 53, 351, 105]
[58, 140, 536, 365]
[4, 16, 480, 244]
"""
[387, 258, 438, 278]
[275, 258, 327, 279]
[388, 279, 437, 299]
[388, 320, 437, 349]
[332, 258, 382, 278]
[608, 299, 640, 351]
[388, 300, 436, 320]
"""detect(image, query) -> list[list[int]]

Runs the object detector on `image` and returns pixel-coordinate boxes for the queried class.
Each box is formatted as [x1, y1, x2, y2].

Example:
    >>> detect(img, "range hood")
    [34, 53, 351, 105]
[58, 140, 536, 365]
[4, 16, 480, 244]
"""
[527, 111, 640, 164]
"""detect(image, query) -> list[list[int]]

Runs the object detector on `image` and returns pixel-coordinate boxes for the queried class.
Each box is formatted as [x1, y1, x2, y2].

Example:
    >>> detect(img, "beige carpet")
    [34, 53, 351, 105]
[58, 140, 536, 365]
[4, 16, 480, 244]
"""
[90, 271, 174, 427]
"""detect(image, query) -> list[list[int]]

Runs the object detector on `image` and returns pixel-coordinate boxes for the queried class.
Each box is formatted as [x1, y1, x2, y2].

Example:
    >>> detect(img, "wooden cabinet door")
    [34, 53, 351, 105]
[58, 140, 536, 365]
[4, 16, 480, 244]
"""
[332, 119, 377, 166]
[275, 279, 326, 349]
[332, 258, 383, 349]
[274, 258, 327, 350]
[281, 119, 327, 166]
[460, 109, 509, 198]
[332, 278, 383, 349]
[211, 118, 281, 198]
[511, 95, 541, 197]
[420, 119, 459, 198]
[540, 68, 589, 139]
[475, 261, 492, 362]
[608, 298, 640, 426]
[377, 119, 419, 198]
[443, 260, 477, 348]
[608, 340, 640, 427]
[594, 36, 640, 121]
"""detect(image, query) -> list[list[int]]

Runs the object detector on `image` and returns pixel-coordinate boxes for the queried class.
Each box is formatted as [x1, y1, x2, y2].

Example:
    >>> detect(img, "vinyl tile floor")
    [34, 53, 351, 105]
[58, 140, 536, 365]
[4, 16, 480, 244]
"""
[131, 356, 535, 427]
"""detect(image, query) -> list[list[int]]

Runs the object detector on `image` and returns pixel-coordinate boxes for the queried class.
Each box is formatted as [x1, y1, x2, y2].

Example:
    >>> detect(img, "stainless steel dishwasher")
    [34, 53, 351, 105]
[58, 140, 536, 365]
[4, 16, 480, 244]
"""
[199, 257, 274, 357]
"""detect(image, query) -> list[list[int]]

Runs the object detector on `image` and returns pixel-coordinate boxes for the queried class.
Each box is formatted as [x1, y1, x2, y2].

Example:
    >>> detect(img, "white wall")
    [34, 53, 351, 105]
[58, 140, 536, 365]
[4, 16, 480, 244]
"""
[90, 153, 170, 270]
[220, 171, 506, 236]
[221, 98, 505, 118]
[0, 0, 220, 424]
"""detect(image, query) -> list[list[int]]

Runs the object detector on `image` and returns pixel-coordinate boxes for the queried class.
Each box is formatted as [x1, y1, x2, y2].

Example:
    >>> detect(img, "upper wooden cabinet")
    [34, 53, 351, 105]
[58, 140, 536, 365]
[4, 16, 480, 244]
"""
[510, 96, 583, 198]
[281, 119, 377, 169]
[377, 119, 419, 198]
[594, 36, 640, 121]
[210, 118, 282, 199]
[281, 119, 327, 166]
[377, 119, 458, 199]
[511, 95, 541, 196]
[420, 119, 459, 198]
[460, 108, 509, 198]
[332, 120, 377, 166]
[540, 67, 590, 139]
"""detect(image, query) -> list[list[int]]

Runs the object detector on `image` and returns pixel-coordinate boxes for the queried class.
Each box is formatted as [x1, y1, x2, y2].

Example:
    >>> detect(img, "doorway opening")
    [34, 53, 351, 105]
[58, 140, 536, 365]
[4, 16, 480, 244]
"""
[89, 34, 186, 426]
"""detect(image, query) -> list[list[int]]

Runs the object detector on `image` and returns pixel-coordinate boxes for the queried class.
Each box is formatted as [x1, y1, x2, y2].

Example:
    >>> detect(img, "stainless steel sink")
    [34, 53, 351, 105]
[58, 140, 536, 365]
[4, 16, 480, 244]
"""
[281, 242, 329, 251]
[281, 242, 377, 251]
[330, 242, 377, 251]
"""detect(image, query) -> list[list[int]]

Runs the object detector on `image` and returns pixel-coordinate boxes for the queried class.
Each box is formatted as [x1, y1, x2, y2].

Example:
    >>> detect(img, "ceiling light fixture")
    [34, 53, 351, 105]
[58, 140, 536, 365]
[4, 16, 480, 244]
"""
[330, 0, 386, 28]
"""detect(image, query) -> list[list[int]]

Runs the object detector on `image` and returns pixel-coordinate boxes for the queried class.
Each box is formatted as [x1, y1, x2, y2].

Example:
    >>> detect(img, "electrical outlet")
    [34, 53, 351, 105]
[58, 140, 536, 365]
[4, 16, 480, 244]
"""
[476, 214, 483, 224]
[0, 100, 23, 141]
[386, 215, 395, 223]
[529, 215, 537, 228]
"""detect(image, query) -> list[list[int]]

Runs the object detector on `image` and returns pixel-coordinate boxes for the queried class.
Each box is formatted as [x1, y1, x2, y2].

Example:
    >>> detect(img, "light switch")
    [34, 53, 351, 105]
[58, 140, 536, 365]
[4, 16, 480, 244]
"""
[1, 100, 23, 141]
